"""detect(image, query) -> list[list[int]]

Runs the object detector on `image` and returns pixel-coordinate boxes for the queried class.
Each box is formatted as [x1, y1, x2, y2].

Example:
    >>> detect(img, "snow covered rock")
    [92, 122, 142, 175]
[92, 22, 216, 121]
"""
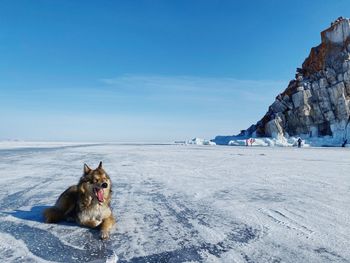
[215, 17, 350, 146]
[187, 138, 216, 145]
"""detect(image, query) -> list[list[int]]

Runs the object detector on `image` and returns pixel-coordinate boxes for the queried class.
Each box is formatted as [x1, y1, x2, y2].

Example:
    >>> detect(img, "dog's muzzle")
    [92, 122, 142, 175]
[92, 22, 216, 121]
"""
[101, 182, 108, 188]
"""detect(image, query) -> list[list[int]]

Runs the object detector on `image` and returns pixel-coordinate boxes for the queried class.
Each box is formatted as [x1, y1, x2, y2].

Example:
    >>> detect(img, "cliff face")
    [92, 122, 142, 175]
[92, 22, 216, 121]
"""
[240, 18, 350, 142]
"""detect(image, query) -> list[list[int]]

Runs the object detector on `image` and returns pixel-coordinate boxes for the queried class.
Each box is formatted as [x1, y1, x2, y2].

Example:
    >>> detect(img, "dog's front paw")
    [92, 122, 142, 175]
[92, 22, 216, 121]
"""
[100, 230, 110, 240]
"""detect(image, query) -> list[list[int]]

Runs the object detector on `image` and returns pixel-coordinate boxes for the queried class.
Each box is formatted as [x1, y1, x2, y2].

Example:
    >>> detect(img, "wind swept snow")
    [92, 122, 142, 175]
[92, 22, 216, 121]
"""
[0, 143, 349, 262]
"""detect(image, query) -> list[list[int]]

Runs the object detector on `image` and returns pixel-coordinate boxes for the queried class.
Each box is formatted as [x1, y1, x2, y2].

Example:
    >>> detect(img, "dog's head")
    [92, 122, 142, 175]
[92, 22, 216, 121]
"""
[79, 162, 112, 204]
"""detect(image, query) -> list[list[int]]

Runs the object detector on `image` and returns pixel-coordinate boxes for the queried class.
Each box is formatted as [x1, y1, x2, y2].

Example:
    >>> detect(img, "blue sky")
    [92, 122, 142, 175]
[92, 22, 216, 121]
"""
[1, 0, 350, 142]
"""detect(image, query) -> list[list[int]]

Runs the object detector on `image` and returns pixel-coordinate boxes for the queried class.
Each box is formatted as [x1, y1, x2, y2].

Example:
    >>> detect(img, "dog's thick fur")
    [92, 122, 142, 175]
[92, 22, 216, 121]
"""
[43, 162, 115, 239]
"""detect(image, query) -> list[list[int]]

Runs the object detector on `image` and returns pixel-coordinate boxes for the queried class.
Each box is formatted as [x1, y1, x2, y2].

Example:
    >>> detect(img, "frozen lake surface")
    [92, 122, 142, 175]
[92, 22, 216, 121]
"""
[0, 143, 349, 262]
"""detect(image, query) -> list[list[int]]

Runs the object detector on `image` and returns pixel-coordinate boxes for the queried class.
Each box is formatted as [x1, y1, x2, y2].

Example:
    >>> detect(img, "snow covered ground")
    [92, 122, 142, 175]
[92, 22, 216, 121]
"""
[0, 143, 349, 263]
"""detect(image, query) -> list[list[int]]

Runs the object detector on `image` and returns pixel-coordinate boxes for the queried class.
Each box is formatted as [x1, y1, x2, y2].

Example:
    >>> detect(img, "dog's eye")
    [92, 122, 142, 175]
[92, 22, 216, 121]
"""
[93, 179, 98, 183]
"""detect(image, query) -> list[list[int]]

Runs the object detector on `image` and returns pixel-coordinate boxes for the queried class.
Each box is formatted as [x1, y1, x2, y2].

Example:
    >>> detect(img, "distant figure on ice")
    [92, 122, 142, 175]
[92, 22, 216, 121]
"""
[246, 138, 255, 146]
[297, 138, 302, 148]
[342, 139, 348, 147]
[250, 138, 255, 146]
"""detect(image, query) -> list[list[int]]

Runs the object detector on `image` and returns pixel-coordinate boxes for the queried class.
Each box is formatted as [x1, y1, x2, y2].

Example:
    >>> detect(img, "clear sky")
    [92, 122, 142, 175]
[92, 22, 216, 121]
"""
[1, 0, 350, 142]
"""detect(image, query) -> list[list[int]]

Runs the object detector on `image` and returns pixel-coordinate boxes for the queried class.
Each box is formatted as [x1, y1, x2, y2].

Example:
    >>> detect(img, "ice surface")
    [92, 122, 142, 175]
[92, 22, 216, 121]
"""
[0, 143, 349, 262]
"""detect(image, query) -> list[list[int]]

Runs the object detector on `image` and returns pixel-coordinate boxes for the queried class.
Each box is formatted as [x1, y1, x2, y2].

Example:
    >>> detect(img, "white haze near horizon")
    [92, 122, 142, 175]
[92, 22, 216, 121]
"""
[1, 75, 287, 142]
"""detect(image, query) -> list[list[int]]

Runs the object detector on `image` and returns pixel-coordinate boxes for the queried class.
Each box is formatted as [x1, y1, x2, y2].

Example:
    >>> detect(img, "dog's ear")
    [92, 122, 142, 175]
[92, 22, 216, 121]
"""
[84, 163, 91, 175]
[98, 161, 103, 170]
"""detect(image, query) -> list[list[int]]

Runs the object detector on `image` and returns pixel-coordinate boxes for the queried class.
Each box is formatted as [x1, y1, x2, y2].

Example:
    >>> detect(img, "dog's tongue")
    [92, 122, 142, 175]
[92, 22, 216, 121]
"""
[96, 188, 104, 202]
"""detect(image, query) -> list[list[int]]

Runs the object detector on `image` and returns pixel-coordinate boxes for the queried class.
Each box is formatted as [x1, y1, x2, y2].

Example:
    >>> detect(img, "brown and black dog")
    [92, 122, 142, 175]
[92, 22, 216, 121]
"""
[43, 162, 115, 239]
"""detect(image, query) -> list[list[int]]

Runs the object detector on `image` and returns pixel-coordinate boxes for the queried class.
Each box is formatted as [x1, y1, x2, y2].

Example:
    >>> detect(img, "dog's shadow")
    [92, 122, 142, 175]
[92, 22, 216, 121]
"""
[4, 205, 74, 226]
[2, 206, 115, 262]
[4, 205, 50, 223]
[4, 206, 103, 234]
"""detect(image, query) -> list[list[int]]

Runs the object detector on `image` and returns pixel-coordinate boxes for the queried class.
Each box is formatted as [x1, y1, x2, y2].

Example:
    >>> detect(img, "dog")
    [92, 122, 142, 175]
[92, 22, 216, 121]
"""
[43, 162, 115, 239]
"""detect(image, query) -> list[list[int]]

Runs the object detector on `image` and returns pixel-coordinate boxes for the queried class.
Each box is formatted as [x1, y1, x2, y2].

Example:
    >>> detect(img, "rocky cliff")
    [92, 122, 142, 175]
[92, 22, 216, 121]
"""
[216, 17, 350, 146]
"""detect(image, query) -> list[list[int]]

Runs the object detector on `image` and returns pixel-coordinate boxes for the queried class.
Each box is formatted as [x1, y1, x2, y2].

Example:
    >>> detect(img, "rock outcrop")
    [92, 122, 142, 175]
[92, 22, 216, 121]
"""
[221, 17, 350, 145]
